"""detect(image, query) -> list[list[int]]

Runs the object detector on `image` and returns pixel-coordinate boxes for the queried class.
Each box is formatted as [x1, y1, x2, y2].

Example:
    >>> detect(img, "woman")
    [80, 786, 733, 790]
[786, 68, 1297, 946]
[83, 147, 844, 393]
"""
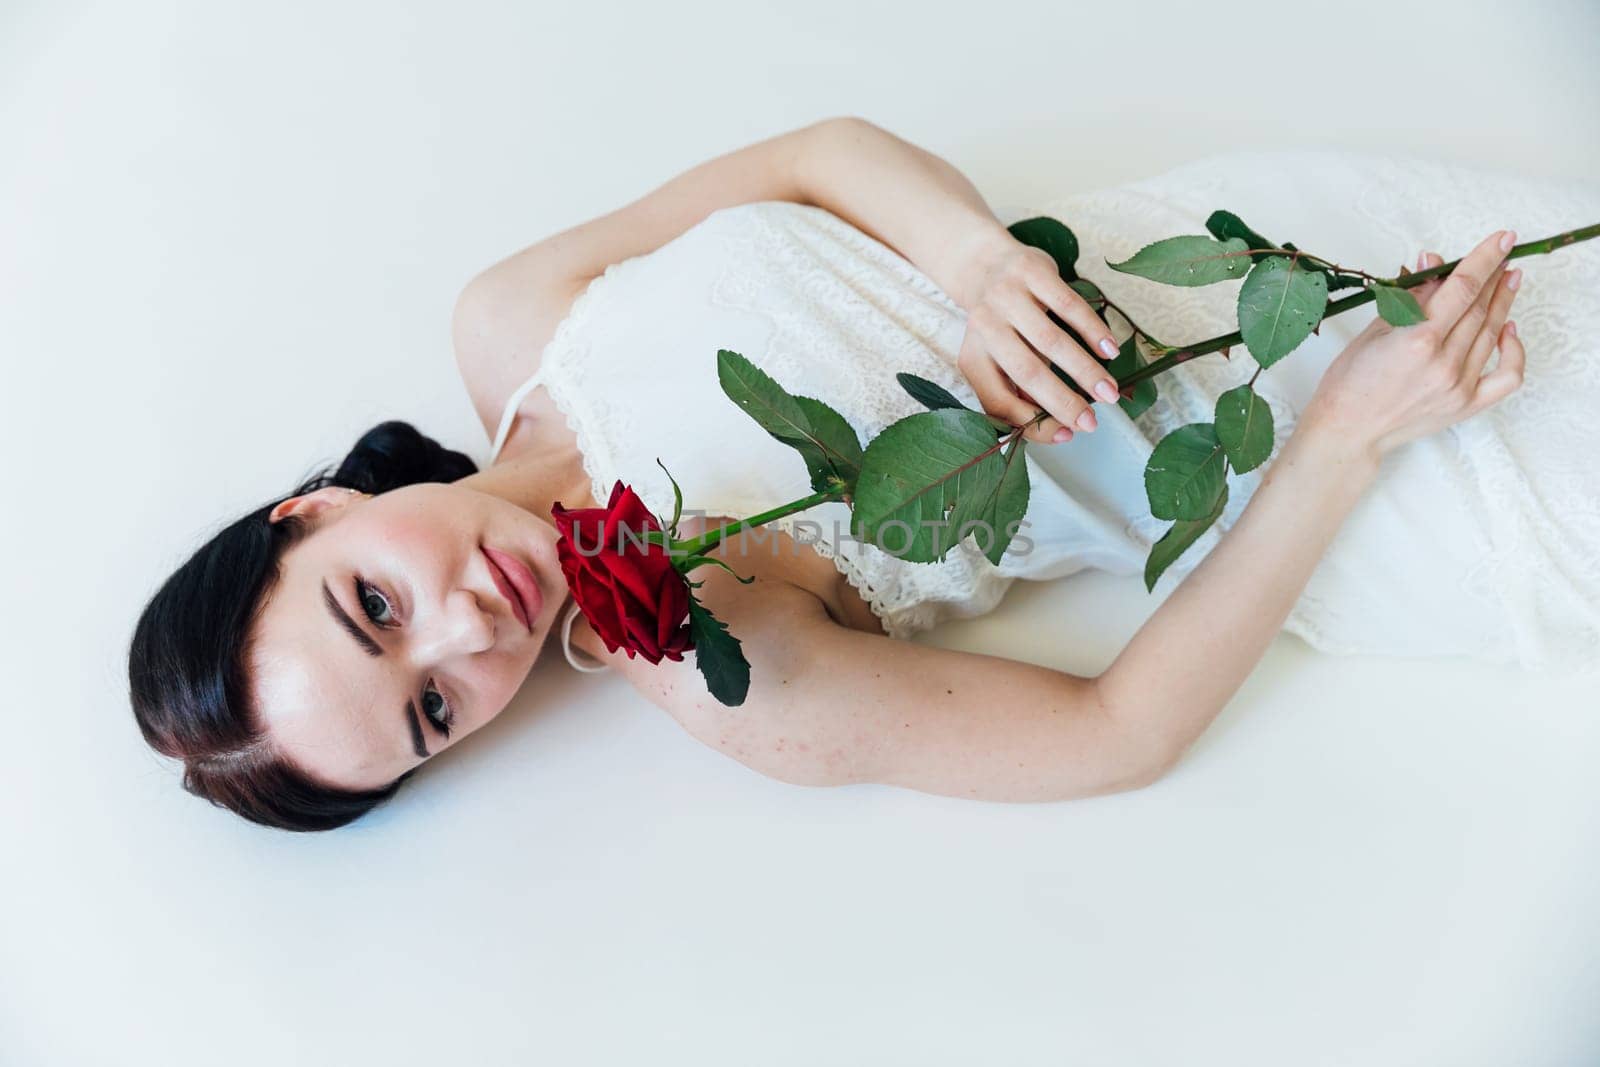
[128, 118, 1599, 831]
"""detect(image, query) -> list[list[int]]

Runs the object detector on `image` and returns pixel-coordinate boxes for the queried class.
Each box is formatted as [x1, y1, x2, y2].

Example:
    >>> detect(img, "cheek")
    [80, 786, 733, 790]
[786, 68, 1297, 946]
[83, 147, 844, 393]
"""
[460, 659, 529, 733]
[362, 505, 476, 576]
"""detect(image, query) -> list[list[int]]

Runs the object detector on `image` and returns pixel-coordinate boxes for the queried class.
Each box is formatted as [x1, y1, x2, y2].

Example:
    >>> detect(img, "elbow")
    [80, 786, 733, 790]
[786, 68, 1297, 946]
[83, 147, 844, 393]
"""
[1073, 747, 1178, 800]
[1109, 743, 1183, 794]
[450, 273, 491, 372]
[451, 264, 528, 379]
[814, 114, 879, 136]
[451, 268, 502, 350]
[804, 115, 893, 157]
[1089, 692, 1191, 796]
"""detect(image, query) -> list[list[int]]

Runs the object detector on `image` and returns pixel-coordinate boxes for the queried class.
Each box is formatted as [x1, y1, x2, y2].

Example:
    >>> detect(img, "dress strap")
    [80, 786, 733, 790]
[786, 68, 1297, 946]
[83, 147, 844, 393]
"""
[487, 365, 548, 464]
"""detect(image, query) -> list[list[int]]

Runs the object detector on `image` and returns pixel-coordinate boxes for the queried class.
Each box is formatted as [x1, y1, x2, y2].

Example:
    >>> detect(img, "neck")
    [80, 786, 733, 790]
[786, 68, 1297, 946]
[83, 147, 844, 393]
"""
[466, 449, 599, 520]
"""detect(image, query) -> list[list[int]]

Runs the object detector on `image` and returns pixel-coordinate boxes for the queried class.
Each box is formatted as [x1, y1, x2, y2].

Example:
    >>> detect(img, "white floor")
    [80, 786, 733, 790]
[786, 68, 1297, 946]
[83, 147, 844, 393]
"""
[3, 2, 1598, 1064]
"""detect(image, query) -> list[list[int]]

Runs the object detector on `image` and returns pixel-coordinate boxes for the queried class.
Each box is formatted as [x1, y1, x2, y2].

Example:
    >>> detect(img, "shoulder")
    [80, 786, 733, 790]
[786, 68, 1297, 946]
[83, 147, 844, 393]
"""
[451, 202, 794, 443]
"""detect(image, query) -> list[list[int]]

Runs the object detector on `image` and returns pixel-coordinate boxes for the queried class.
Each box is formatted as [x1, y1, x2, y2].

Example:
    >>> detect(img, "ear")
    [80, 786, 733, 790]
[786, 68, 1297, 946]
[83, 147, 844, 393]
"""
[268, 486, 362, 525]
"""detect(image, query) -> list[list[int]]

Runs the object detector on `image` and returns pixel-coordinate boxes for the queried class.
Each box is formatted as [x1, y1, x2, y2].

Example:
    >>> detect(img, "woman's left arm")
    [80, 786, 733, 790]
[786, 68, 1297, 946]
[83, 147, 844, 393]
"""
[457, 116, 1115, 445]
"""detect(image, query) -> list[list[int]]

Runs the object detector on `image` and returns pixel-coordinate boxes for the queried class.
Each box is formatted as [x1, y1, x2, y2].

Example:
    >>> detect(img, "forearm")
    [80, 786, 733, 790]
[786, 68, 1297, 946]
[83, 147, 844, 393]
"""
[1095, 421, 1381, 767]
[793, 117, 1011, 310]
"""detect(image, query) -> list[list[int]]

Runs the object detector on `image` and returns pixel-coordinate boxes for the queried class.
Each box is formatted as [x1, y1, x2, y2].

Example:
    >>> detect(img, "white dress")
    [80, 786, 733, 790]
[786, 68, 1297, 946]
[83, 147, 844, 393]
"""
[488, 150, 1600, 675]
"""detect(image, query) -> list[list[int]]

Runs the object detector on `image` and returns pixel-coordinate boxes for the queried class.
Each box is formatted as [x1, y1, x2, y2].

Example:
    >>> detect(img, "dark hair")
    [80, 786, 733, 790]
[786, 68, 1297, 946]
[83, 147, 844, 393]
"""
[128, 420, 479, 832]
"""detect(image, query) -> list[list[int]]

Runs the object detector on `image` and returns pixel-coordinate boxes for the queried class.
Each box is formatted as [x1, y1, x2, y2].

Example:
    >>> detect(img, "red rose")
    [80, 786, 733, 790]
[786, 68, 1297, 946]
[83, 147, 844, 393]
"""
[550, 480, 694, 664]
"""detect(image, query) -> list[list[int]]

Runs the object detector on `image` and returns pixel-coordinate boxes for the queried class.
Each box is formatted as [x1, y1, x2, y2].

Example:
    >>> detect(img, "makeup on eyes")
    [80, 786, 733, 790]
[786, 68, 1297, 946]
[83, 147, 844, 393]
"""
[420, 686, 453, 737]
[351, 574, 455, 746]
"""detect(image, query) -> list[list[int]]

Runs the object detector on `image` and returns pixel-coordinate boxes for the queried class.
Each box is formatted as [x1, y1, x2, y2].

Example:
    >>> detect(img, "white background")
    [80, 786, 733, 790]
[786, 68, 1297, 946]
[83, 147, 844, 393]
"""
[3, 1, 1598, 1064]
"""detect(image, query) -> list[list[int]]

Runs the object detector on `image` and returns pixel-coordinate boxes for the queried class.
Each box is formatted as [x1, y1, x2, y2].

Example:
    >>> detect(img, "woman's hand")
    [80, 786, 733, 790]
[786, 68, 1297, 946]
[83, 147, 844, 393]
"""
[955, 234, 1124, 445]
[1301, 229, 1526, 461]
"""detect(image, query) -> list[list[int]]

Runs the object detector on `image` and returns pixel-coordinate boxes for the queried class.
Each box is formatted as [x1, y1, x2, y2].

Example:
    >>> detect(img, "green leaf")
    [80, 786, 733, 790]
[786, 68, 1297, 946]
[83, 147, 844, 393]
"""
[1207, 211, 1365, 291]
[686, 592, 749, 707]
[717, 349, 863, 492]
[1144, 422, 1228, 521]
[1237, 257, 1329, 368]
[973, 435, 1031, 566]
[1008, 217, 1079, 281]
[1106, 335, 1158, 420]
[1213, 385, 1274, 473]
[851, 408, 1028, 564]
[896, 372, 1006, 439]
[1372, 284, 1427, 326]
[793, 395, 864, 490]
[1144, 484, 1228, 592]
[654, 457, 684, 534]
[1068, 278, 1103, 303]
[1108, 236, 1253, 286]
[1205, 209, 1277, 263]
[897, 372, 972, 414]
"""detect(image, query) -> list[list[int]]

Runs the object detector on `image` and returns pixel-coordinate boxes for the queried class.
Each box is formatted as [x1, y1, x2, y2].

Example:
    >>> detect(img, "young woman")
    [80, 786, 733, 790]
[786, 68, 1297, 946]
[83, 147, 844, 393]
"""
[128, 118, 1600, 831]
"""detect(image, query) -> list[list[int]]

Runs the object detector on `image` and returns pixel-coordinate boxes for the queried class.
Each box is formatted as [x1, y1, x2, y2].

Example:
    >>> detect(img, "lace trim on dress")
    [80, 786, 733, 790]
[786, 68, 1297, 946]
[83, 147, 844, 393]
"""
[487, 258, 636, 509]
[703, 201, 1011, 641]
[487, 206, 963, 642]
[762, 513, 917, 640]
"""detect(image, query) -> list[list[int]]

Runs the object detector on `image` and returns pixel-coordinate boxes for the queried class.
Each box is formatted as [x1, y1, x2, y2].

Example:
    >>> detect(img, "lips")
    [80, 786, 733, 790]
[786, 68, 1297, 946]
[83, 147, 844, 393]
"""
[483, 546, 541, 634]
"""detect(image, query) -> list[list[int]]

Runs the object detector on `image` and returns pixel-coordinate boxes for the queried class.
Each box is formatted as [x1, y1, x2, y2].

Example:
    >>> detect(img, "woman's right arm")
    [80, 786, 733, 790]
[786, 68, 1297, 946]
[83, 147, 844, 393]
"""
[671, 231, 1524, 801]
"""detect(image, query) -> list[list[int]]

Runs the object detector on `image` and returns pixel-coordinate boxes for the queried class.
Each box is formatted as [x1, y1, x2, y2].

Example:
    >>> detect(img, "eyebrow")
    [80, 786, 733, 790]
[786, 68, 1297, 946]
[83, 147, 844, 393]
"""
[322, 579, 384, 658]
[405, 700, 429, 759]
[321, 578, 428, 759]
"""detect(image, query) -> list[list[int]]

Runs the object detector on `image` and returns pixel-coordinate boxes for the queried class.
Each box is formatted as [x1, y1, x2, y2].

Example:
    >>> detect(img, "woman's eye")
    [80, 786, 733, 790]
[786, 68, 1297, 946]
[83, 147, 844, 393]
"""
[355, 578, 396, 626]
[421, 685, 452, 735]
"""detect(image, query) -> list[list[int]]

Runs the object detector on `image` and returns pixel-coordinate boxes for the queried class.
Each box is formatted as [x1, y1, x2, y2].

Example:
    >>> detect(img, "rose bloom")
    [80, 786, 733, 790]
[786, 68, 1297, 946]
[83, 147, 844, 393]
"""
[551, 481, 693, 664]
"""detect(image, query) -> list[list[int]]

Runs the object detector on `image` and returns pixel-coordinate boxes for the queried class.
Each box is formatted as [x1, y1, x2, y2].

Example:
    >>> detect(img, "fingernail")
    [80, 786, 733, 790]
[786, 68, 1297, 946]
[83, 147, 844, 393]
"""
[1098, 338, 1119, 359]
[1507, 268, 1521, 291]
[1052, 427, 1073, 443]
[1094, 380, 1120, 402]
[1076, 409, 1097, 432]
[1499, 230, 1516, 253]
[1416, 251, 1426, 270]
[1506, 320, 1517, 337]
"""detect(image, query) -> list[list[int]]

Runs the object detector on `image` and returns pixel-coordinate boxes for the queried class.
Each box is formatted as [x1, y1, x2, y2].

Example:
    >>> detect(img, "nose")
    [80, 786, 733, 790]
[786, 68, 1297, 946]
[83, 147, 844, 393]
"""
[407, 588, 496, 665]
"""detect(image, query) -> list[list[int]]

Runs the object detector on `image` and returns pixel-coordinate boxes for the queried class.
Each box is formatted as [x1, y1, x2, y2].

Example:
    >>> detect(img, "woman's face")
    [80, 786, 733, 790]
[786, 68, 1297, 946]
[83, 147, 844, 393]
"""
[249, 482, 567, 791]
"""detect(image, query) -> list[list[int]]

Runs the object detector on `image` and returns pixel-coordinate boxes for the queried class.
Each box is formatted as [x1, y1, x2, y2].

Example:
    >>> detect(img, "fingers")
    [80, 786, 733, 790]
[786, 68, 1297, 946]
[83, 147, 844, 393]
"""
[1411, 251, 1447, 311]
[1015, 385, 1074, 443]
[984, 320, 1098, 439]
[1460, 266, 1521, 383]
[1466, 320, 1526, 417]
[959, 335, 1072, 444]
[1426, 229, 1515, 329]
[1442, 258, 1508, 360]
[1002, 289, 1121, 405]
[1026, 272, 1120, 363]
